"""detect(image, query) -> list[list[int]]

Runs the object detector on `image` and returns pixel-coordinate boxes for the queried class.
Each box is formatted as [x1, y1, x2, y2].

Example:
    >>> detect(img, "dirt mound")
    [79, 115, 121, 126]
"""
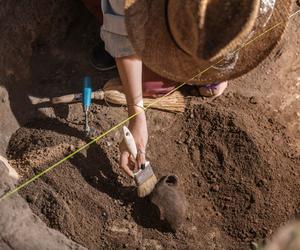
[7, 95, 300, 250]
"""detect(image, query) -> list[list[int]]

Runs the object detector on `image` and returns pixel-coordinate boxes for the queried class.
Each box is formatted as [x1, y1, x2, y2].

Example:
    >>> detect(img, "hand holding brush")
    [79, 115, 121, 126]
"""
[121, 125, 157, 197]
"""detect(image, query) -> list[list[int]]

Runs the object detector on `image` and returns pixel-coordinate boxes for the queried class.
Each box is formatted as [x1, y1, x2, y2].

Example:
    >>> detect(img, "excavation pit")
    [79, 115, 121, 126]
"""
[7, 99, 300, 249]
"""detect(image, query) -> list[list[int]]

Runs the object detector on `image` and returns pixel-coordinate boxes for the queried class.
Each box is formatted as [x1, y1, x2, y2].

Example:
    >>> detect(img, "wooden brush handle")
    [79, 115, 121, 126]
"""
[122, 126, 137, 160]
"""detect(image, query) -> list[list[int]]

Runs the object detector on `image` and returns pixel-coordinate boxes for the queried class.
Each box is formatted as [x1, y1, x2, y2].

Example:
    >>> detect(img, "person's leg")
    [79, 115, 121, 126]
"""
[141, 65, 227, 98]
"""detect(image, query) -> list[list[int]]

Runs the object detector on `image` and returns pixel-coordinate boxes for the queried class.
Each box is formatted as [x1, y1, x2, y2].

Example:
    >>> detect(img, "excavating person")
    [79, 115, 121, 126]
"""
[83, 0, 289, 178]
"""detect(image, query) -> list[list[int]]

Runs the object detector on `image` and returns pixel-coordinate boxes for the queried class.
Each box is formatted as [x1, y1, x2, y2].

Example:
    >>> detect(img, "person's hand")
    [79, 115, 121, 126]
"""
[119, 112, 148, 177]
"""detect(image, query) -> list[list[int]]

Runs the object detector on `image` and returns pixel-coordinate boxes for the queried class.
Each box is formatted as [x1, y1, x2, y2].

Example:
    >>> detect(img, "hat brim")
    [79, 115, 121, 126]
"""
[125, 0, 292, 84]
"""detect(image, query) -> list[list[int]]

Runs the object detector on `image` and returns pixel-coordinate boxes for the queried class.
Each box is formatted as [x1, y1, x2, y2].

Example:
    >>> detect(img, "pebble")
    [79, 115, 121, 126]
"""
[92, 176, 99, 183]
[26, 195, 33, 203]
[211, 184, 220, 192]
[68, 145, 75, 152]
[202, 193, 208, 198]
[249, 96, 257, 104]
[250, 242, 258, 250]
[192, 172, 198, 178]
[249, 228, 257, 235]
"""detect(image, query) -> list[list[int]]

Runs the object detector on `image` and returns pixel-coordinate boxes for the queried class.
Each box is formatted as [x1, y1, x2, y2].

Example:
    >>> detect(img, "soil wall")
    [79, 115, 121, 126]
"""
[0, 0, 90, 248]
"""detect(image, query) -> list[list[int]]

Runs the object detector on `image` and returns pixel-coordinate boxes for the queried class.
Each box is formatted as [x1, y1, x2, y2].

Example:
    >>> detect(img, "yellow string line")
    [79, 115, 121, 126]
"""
[0, 9, 299, 203]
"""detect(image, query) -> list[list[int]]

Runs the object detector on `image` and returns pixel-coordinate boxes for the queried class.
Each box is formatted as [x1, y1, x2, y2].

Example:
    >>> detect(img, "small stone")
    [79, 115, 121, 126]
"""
[209, 177, 217, 183]
[211, 184, 220, 192]
[250, 242, 258, 250]
[68, 145, 75, 152]
[175, 139, 183, 144]
[249, 96, 257, 104]
[224, 196, 232, 201]
[192, 172, 198, 178]
[250, 228, 257, 235]
[92, 176, 99, 183]
[36, 139, 42, 146]
[26, 195, 33, 203]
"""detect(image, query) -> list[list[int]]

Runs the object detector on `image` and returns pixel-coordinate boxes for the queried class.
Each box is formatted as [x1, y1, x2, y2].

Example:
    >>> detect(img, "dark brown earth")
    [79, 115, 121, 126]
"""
[1, 0, 300, 249]
[7, 92, 300, 249]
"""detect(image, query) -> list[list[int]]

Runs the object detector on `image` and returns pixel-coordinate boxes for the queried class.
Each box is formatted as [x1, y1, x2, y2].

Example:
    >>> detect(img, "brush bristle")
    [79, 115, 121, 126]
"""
[137, 175, 158, 198]
[103, 78, 185, 113]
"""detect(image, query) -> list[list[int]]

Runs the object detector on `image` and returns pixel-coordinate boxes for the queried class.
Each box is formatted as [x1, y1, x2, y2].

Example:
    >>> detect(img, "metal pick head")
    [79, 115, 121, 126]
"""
[85, 126, 97, 138]
[85, 126, 90, 137]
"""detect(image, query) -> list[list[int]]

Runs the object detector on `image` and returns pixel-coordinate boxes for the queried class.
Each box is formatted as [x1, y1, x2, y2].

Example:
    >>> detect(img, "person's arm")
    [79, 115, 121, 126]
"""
[116, 55, 148, 177]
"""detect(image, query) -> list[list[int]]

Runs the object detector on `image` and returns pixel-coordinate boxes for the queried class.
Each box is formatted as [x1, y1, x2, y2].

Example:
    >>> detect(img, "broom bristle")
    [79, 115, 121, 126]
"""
[103, 78, 185, 113]
[137, 174, 158, 198]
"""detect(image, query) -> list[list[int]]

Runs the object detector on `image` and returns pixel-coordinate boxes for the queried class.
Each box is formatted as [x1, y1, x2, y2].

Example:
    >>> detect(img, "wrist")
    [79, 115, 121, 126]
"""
[127, 105, 145, 117]
[127, 99, 144, 113]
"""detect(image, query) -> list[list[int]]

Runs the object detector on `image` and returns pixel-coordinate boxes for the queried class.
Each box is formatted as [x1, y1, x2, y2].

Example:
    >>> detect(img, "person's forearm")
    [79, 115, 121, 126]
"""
[116, 55, 147, 154]
[116, 55, 143, 116]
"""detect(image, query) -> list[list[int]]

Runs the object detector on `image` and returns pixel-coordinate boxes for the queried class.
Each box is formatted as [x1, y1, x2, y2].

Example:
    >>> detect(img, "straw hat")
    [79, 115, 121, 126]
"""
[125, 0, 292, 84]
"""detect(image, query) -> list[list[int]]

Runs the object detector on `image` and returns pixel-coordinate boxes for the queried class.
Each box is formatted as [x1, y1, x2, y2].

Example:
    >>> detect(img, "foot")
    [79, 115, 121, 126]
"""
[90, 43, 116, 71]
[198, 81, 228, 97]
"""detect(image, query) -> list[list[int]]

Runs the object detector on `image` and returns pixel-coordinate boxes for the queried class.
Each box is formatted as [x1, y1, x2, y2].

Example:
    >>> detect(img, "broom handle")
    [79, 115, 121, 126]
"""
[51, 90, 104, 104]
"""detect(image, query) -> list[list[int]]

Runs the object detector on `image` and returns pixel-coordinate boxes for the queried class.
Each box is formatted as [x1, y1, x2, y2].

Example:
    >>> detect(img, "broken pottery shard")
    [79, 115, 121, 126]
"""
[150, 175, 187, 231]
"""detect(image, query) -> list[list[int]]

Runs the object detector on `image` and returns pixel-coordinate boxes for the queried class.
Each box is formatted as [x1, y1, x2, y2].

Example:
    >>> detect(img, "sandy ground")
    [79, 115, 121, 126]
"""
[1, 1, 299, 250]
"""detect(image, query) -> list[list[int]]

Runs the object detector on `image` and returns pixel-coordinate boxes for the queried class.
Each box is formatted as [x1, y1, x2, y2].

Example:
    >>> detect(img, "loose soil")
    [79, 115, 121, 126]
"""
[7, 93, 300, 250]
[3, 2, 300, 249]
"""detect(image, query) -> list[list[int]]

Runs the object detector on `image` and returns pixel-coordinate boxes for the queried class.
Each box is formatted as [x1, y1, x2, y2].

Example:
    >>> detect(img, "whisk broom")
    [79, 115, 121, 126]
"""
[51, 78, 185, 113]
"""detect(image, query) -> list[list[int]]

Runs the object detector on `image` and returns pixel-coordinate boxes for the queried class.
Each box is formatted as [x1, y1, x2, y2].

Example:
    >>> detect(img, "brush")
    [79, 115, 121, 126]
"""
[51, 78, 185, 113]
[122, 126, 157, 197]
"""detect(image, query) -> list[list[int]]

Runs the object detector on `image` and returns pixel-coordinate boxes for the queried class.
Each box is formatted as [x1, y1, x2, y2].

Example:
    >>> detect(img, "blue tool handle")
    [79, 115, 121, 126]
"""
[83, 76, 92, 109]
